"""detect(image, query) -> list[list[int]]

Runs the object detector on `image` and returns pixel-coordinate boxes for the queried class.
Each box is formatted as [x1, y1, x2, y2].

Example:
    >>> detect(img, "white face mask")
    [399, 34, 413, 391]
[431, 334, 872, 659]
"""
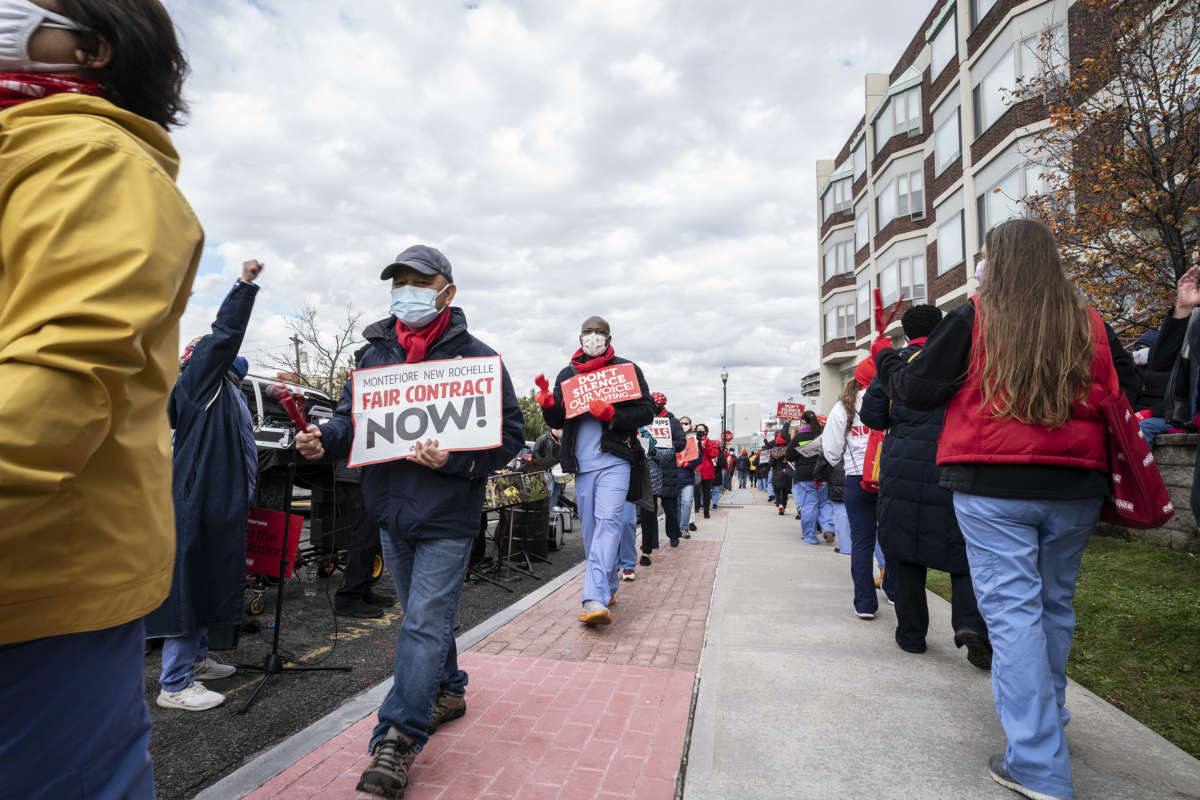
[974, 259, 987, 287]
[0, 0, 87, 73]
[1132, 347, 1149, 366]
[580, 332, 608, 357]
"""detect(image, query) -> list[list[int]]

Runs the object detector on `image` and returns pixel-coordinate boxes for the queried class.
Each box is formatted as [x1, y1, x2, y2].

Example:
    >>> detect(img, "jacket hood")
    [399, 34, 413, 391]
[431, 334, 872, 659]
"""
[0, 94, 181, 178]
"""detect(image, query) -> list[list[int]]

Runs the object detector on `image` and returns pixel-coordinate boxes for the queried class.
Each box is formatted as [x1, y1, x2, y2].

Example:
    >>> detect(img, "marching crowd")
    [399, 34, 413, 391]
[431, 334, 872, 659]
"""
[1, 3, 1196, 800]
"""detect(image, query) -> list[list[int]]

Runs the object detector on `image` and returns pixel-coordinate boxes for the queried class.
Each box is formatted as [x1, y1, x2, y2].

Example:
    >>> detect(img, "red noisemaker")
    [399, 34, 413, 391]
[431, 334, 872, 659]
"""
[272, 383, 309, 430]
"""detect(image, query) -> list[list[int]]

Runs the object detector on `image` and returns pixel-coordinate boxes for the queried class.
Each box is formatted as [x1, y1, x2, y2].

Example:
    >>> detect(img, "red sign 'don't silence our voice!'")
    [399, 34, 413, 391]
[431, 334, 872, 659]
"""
[777, 402, 806, 421]
[245, 507, 303, 578]
[561, 363, 642, 419]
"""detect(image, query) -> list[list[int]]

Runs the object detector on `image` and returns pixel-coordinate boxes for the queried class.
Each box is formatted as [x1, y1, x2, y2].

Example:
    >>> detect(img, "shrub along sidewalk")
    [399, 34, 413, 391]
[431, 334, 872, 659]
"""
[927, 535, 1200, 759]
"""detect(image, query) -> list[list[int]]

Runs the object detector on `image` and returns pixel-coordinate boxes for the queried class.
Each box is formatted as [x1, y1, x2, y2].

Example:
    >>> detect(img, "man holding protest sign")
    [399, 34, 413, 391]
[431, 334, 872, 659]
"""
[294, 245, 523, 800]
[535, 316, 656, 625]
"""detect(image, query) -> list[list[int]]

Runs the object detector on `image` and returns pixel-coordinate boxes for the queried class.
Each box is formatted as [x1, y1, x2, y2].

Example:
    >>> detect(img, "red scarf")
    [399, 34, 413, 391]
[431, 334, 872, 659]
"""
[395, 307, 452, 364]
[571, 346, 615, 374]
[0, 73, 104, 111]
[908, 337, 928, 348]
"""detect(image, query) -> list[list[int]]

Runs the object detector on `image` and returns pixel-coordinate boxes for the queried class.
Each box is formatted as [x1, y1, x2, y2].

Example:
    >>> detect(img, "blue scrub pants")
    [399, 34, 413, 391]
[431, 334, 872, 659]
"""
[619, 501, 638, 570]
[832, 501, 851, 554]
[795, 480, 835, 543]
[954, 492, 1102, 800]
[843, 478, 894, 613]
[160, 626, 209, 691]
[577, 464, 630, 605]
[0, 619, 154, 800]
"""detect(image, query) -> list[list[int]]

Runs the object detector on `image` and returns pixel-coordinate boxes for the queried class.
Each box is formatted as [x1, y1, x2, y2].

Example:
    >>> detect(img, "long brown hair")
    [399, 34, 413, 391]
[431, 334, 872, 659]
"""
[838, 378, 860, 437]
[977, 218, 1093, 428]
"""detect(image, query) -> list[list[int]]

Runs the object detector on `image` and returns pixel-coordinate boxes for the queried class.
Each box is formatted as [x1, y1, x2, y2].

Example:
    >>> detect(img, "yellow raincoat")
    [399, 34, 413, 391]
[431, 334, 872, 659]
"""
[0, 94, 203, 645]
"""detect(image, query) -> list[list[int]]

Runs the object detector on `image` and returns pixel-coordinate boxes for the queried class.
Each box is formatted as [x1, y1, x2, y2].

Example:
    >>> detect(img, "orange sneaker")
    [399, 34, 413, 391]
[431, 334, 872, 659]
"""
[578, 601, 612, 626]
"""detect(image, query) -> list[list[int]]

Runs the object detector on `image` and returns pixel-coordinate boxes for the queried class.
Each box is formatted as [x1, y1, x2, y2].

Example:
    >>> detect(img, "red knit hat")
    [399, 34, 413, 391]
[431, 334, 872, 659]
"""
[775, 433, 787, 445]
[854, 357, 876, 388]
[651, 392, 667, 409]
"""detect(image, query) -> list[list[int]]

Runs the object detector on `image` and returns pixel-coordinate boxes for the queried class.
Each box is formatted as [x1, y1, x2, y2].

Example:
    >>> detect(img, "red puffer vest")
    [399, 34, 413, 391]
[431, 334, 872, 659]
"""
[938, 300, 1114, 470]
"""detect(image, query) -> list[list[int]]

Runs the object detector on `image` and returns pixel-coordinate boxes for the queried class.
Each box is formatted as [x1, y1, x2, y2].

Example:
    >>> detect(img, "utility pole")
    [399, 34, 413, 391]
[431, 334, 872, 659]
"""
[290, 334, 303, 379]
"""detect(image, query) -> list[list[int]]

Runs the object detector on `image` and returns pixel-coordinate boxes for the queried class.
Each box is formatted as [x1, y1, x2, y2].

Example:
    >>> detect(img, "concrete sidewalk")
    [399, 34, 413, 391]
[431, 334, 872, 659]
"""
[684, 490, 1200, 800]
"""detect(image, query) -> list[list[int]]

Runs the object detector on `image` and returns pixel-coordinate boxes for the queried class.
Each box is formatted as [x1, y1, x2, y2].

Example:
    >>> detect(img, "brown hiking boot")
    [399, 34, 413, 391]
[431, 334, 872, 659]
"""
[426, 692, 466, 734]
[356, 727, 417, 799]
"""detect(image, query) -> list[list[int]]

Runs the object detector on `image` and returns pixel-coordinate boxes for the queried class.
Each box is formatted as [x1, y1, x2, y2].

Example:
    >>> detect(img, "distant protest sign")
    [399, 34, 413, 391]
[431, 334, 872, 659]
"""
[561, 363, 642, 419]
[639, 417, 674, 451]
[777, 402, 806, 421]
[348, 356, 503, 467]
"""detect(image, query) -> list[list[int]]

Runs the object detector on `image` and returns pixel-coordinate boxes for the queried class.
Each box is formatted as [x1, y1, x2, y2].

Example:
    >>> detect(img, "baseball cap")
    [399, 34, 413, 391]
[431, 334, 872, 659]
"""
[380, 245, 454, 282]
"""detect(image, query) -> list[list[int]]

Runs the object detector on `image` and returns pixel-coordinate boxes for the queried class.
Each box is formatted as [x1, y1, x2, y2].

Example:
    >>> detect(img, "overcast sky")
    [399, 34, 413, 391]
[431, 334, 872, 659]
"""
[166, 0, 931, 429]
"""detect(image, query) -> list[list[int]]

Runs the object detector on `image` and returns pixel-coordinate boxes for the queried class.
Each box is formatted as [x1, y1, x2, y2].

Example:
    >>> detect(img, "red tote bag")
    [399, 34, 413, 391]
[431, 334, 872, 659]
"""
[1090, 311, 1174, 529]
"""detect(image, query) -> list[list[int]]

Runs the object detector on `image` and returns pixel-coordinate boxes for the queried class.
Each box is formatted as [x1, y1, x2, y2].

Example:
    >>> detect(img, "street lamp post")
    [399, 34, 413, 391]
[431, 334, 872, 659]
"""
[720, 367, 729, 450]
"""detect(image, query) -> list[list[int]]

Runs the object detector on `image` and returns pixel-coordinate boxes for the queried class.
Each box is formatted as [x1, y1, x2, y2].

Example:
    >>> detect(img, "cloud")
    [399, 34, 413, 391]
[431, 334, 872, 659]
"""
[165, 0, 931, 427]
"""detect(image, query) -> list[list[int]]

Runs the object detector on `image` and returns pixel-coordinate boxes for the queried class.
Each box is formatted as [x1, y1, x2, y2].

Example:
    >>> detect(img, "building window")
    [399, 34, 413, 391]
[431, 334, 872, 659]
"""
[878, 255, 927, 307]
[873, 87, 922, 155]
[822, 177, 853, 221]
[976, 167, 1022, 240]
[933, 103, 961, 175]
[970, 0, 996, 29]
[877, 168, 924, 230]
[931, 11, 957, 76]
[855, 198, 869, 251]
[823, 239, 855, 282]
[824, 301, 857, 343]
[853, 142, 866, 180]
[1018, 24, 1068, 85]
[857, 282, 871, 326]
[937, 210, 965, 274]
[973, 45, 1016, 136]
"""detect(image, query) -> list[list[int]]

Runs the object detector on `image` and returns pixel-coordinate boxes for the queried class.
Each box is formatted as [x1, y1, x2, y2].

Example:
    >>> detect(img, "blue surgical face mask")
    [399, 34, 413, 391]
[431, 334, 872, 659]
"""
[390, 284, 449, 327]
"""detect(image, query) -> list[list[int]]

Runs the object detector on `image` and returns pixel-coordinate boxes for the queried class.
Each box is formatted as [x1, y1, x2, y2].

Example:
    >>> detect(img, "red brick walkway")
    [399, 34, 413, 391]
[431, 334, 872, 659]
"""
[242, 535, 722, 800]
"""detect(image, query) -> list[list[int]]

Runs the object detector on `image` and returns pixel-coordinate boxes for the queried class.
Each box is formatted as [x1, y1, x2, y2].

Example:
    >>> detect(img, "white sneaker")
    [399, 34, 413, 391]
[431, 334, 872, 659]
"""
[194, 656, 236, 680]
[856, 611, 876, 620]
[620, 569, 636, 581]
[157, 681, 225, 711]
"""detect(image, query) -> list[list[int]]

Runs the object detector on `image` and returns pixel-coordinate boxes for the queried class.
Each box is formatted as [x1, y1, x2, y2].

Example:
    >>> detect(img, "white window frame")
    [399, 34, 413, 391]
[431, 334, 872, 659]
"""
[877, 177, 897, 230]
[855, 198, 869, 251]
[971, 0, 997, 29]
[937, 209, 966, 274]
[973, 44, 1016, 136]
[933, 100, 961, 175]
[1017, 24, 1068, 86]
[878, 255, 927, 306]
[853, 142, 866, 180]
[823, 238, 855, 282]
[931, 10, 958, 76]
[857, 282, 871, 327]
[824, 300, 857, 343]
[976, 166, 1023, 239]
[823, 177, 853, 221]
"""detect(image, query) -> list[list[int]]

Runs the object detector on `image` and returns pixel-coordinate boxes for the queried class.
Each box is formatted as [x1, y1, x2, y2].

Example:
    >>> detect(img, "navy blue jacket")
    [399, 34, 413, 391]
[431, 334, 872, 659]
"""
[319, 308, 524, 539]
[540, 356, 656, 474]
[860, 343, 966, 573]
[145, 281, 258, 648]
[652, 413, 687, 498]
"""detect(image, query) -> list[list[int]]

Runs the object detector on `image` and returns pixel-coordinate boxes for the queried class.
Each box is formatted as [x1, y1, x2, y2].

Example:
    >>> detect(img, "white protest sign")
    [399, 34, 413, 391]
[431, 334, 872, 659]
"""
[347, 355, 503, 467]
[561, 363, 642, 419]
[639, 417, 674, 451]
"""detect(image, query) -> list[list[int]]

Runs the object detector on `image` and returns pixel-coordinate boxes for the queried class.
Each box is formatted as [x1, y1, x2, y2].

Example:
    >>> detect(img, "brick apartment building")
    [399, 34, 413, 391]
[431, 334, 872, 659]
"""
[814, 0, 1082, 411]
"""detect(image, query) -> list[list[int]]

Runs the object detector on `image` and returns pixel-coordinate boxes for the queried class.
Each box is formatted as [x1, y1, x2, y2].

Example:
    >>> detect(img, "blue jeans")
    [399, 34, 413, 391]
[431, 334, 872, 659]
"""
[953, 492, 1102, 800]
[843, 478, 882, 614]
[678, 483, 695, 530]
[712, 482, 722, 508]
[796, 480, 835, 543]
[832, 501, 851, 554]
[547, 471, 563, 510]
[0, 619, 154, 799]
[875, 540, 887, 570]
[374, 533, 474, 753]
[160, 626, 208, 691]
[577, 464, 630, 605]
[1138, 415, 1170, 448]
[619, 501, 638, 570]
